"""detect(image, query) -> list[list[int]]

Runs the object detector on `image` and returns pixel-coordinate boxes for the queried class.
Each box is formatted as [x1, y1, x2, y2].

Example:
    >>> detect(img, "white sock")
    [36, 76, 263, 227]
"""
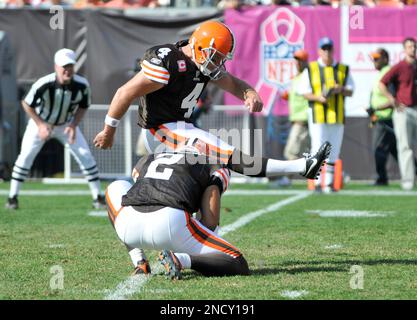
[88, 180, 101, 199]
[129, 248, 146, 267]
[175, 253, 191, 269]
[325, 164, 335, 187]
[266, 158, 306, 177]
[9, 179, 21, 198]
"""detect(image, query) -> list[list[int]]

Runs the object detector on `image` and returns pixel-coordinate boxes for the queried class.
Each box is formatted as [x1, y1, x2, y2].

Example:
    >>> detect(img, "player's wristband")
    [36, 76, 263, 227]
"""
[105, 115, 120, 128]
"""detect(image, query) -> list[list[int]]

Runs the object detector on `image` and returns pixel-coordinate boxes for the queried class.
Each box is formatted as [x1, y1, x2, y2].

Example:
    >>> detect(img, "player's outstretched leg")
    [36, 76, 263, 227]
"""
[227, 141, 332, 179]
[300, 141, 332, 180]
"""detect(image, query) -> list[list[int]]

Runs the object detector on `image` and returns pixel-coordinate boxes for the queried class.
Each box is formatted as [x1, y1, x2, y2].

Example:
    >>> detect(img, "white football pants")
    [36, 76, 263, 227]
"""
[106, 180, 242, 259]
[143, 121, 235, 164]
[308, 109, 344, 186]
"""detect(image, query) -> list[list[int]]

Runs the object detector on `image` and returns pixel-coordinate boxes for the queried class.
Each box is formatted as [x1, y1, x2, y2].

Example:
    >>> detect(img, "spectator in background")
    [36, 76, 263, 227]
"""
[73, 0, 104, 8]
[366, 49, 398, 186]
[101, 0, 158, 8]
[283, 50, 310, 165]
[298, 37, 354, 193]
[379, 37, 417, 190]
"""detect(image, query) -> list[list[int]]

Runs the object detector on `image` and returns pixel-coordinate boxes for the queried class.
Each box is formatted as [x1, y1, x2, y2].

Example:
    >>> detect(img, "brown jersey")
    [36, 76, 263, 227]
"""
[138, 40, 211, 129]
[121, 152, 230, 213]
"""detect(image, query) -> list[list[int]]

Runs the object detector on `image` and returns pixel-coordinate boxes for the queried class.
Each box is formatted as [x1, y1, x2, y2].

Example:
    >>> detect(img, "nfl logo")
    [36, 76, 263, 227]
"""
[177, 60, 187, 72]
[262, 39, 301, 88]
[255, 7, 306, 114]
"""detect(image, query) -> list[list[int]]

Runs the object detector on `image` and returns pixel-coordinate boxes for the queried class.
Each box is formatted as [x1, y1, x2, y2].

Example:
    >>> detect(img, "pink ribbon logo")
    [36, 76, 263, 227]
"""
[255, 8, 306, 115]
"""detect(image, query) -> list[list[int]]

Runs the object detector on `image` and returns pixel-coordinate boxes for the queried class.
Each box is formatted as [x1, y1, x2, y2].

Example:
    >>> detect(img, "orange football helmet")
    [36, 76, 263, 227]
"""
[189, 20, 235, 80]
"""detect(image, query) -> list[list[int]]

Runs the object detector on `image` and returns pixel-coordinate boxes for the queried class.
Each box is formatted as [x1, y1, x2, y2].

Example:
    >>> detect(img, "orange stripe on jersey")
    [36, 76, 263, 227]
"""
[185, 212, 241, 258]
[142, 62, 169, 75]
[217, 169, 229, 191]
[143, 71, 169, 82]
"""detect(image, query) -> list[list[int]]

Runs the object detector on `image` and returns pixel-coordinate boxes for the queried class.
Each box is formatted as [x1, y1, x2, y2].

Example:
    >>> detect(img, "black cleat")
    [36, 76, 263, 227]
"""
[158, 250, 182, 280]
[5, 196, 18, 210]
[92, 195, 106, 209]
[301, 142, 332, 180]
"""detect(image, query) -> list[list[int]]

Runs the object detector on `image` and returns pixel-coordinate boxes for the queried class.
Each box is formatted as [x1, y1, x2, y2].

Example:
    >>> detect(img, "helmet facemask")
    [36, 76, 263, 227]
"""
[191, 37, 233, 81]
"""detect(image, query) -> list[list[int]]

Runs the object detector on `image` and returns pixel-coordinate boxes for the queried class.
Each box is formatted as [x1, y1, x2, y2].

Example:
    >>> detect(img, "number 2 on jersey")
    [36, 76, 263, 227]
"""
[181, 83, 205, 118]
[144, 153, 184, 180]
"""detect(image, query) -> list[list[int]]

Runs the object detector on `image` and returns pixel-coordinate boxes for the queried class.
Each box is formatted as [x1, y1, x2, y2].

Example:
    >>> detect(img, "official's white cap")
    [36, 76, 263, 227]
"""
[54, 48, 76, 67]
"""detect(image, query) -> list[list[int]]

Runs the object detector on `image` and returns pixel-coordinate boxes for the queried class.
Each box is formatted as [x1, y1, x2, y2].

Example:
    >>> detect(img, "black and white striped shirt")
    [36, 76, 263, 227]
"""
[24, 73, 91, 126]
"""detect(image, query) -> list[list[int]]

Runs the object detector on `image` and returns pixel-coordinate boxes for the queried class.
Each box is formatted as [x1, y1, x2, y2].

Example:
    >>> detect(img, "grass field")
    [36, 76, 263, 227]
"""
[1, 181, 417, 300]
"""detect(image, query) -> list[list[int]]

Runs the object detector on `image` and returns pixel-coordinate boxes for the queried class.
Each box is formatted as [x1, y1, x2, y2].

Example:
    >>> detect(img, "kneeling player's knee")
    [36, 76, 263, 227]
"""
[235, 255, 250, 276]
[190, 252, 250, 277]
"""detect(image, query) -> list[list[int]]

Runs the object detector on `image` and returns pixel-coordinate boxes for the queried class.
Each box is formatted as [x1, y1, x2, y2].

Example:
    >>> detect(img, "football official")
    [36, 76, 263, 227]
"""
[5, 49, 106, 210]
[298, 37, 354, 193]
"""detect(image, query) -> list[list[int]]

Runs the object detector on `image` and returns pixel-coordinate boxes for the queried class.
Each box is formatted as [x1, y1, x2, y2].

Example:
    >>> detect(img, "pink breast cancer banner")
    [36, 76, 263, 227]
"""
[224, 6, 340, 116]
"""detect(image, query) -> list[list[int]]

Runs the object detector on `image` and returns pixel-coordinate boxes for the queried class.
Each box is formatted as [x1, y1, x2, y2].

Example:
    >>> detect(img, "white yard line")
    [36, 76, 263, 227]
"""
[306, 210, 395, 218]
[104, 192, 310, 300]
[219, 192, 310, 236]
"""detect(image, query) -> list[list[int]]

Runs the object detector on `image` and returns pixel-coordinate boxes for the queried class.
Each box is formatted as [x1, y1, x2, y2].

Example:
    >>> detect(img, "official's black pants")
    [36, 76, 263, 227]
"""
[372, 120, 397, 184]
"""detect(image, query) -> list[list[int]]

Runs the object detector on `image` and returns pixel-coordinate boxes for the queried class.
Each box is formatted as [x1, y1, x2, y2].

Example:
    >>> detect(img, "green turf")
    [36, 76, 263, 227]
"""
[0, 182, 416, 299]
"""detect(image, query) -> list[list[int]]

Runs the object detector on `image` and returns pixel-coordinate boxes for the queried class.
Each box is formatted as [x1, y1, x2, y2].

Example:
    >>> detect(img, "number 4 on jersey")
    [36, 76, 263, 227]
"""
[157, 48, 171, 59]
[181, 83, 205, 118]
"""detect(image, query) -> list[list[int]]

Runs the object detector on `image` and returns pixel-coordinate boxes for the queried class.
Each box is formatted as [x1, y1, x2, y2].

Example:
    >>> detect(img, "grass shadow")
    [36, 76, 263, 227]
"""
[251, 258, 417, 276]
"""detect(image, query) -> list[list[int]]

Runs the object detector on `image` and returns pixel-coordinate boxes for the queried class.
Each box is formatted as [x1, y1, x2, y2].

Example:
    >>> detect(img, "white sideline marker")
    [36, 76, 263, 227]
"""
[281, 290, 308, 299]
[306, 210, 394, 218]
[104, 192, 310, 300]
